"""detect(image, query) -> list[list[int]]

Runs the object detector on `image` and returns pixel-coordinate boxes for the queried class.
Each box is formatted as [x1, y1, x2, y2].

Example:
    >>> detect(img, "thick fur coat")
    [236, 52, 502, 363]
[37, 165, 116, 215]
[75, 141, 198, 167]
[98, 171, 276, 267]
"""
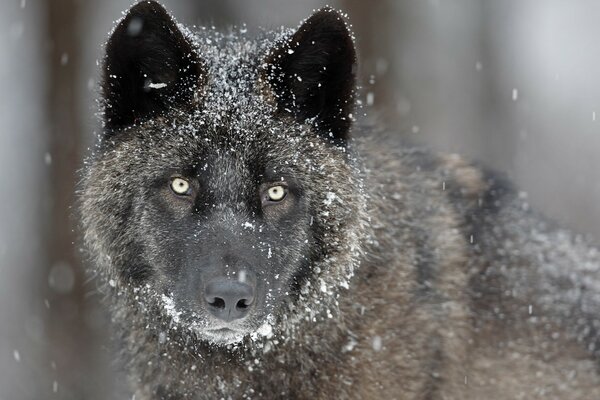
[81, 2, 600, 399]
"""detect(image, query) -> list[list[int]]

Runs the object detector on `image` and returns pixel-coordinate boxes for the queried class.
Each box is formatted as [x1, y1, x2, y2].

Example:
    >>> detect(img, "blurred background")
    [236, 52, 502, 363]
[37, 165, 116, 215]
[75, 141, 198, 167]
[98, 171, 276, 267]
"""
[1, 0, 600, 398]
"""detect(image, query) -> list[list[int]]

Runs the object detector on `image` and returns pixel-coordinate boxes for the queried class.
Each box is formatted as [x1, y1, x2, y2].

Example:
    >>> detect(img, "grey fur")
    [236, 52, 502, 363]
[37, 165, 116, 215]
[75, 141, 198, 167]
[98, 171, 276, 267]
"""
[81, 2, 600, 399]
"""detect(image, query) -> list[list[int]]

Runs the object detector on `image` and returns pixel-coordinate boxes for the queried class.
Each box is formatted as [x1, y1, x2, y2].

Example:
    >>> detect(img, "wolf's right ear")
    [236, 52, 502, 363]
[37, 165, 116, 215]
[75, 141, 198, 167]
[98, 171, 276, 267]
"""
[263, 8, 357, 144]
[102, 1, 204, 131]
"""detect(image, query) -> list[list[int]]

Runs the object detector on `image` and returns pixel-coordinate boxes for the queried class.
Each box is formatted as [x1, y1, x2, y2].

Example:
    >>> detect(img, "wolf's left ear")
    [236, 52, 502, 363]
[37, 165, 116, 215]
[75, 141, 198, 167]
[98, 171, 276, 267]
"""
[102, 1, 204, 131]
[264, 8, 357, 143]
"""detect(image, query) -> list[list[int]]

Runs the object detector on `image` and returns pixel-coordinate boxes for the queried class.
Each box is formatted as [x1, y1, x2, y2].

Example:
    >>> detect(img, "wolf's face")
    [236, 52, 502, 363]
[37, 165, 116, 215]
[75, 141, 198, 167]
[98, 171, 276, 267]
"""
[125, 123, 317, 345]
[83, 1, 361, 345]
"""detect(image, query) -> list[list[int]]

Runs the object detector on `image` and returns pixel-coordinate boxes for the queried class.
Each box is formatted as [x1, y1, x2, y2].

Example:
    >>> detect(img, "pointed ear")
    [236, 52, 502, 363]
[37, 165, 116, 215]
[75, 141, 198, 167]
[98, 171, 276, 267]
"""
[102, 1, 204, 130]
[264, 8, 357, 143]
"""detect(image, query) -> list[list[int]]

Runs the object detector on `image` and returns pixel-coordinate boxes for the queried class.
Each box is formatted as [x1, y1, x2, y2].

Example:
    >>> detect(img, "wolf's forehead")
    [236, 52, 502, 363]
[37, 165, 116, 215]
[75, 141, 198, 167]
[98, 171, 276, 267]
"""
[205, 152, 254, 192]
[185, 28, 291, 112]
[189, 31, 272, 87]
[187, 27, 290, 66]
[179, 138, 292, 184]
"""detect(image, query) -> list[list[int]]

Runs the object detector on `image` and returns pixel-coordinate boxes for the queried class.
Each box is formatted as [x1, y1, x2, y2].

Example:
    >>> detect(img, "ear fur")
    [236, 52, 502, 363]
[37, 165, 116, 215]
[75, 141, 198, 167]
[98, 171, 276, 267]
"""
[264, 7, 357, 143]
[102, 1, 203, 131]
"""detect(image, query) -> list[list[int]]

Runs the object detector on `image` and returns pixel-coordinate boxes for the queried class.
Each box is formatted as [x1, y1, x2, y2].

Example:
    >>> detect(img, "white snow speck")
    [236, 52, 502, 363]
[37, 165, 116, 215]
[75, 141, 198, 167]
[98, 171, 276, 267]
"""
[148, 82, 168, 89]
[251, 315, 274, 340]
[376, 58, 388, 75]
[108, 279, 116, 288]
[48, 262, 75, 294]
[372, 335, 383, 352]
[323, 191, 342, 206]
[161, 294, 181, 324]
[13, 350, 20, 362]
[343, 337, 358, 352]
[366, 92, 374, 106]
[257, 322, 272, 338]
[158, 331, 167, 344]
[127, 17, 143, 36]
[319, 279, 327, 293]
[512, 88, 518, 101]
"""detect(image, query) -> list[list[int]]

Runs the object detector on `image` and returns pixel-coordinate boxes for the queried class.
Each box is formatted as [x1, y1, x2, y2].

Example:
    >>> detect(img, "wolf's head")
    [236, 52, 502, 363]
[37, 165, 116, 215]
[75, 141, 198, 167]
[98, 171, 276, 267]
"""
[82, 1, 366, 346]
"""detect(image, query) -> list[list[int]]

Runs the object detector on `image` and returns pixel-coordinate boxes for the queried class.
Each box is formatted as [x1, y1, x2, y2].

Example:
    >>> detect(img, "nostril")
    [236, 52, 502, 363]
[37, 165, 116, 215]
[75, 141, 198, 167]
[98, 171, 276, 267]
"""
[208, 297, 225, 309]
[236, 299, 251, 310]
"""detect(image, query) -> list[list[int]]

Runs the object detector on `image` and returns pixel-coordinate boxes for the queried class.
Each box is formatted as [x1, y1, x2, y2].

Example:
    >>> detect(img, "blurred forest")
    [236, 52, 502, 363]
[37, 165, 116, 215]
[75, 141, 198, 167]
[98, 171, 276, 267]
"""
[1, 0, 600, 398]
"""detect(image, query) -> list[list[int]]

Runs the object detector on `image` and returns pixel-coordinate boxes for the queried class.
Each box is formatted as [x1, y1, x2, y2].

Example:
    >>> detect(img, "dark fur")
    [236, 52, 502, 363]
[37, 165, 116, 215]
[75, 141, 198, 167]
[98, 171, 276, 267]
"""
[81, 2, 600, 399]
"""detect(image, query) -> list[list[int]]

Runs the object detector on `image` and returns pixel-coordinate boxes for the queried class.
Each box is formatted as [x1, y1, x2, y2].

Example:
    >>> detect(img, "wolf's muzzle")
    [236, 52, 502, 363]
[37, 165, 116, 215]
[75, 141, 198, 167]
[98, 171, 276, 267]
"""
[204, 278, 255, 322]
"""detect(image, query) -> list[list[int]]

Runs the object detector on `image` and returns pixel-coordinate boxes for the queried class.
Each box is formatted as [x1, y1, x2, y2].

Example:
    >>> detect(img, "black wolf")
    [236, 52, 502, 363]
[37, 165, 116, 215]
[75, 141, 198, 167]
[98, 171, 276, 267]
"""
[81, 1, 600, 398]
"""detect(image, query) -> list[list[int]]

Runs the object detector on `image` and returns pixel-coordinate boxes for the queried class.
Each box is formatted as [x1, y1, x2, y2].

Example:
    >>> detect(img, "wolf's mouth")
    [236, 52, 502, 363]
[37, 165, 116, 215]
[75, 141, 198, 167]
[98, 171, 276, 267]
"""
[209, 327, 237, 334]
[203, 327, 246, 344]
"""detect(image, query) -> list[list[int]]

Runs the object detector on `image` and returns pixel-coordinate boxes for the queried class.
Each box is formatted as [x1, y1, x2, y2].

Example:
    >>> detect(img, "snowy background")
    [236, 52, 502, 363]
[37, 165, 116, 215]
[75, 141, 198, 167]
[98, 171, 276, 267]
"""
[1, 0, 600, 398]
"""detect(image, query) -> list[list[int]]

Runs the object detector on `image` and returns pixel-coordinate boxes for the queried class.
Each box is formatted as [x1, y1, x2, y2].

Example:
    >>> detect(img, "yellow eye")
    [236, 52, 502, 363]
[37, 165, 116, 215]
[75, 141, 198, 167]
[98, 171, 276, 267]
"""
[267, 185, 286, 201]
[170, 177, 190, 195]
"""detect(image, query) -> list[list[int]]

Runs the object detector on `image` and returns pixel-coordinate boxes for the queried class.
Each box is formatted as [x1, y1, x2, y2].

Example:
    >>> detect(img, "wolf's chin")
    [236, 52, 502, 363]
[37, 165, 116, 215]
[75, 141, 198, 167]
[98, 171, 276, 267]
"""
[200, 328, 246, 345]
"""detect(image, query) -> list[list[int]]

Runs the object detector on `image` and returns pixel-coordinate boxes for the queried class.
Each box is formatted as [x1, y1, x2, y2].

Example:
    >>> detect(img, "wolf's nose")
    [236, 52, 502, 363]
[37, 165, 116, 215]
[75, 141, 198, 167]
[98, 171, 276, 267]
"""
[204, 279, 255, 322]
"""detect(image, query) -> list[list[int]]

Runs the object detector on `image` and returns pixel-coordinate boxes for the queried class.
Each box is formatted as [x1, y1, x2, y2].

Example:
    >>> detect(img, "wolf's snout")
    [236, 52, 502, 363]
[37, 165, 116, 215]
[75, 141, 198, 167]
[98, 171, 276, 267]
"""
[204, 279, 255, 322]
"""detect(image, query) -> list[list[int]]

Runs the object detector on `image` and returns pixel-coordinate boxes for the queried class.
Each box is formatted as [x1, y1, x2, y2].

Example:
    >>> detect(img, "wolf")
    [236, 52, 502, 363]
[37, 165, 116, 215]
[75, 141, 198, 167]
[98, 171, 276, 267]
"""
[80, 1, 600, 399]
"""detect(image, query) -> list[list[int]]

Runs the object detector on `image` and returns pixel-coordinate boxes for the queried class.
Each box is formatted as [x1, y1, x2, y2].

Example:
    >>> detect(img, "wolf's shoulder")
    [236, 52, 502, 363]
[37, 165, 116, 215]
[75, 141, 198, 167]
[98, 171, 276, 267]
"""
[354, 124, 600, 365]
[353, 126, 516, 220]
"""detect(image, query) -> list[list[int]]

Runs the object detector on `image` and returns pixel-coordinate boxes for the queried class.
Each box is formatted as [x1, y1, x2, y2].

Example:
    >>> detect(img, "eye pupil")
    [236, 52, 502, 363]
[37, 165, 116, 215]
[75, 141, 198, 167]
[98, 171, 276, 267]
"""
[268, 185, 286, 201]
[171, 178, 190, 195]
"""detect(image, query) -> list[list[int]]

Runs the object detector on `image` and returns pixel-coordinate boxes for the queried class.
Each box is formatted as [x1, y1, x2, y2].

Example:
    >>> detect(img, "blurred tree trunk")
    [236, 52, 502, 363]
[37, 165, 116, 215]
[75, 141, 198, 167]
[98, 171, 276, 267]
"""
[44, 0, 97, 398]
[477, 0, 519, 176]
[338, 0, 396, 125]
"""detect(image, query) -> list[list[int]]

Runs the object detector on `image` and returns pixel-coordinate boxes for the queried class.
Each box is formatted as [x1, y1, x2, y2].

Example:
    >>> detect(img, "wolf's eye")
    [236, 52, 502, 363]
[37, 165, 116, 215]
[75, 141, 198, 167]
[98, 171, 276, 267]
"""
[170, 177, 191, 195]
[267, 185, 287, 202]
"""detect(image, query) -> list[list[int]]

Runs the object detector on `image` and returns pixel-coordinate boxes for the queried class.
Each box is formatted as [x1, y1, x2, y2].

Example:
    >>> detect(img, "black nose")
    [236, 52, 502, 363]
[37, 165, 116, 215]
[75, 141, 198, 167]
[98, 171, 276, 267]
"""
[204, 279, 255, 322]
